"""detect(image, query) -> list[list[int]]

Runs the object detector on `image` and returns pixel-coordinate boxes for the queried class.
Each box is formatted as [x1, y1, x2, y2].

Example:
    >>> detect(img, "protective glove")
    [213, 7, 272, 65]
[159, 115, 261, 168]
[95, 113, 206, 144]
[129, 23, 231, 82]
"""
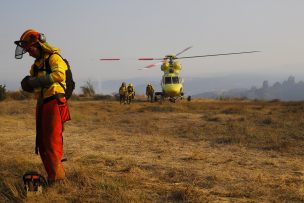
[28, 75, 53, 89]
[21, 76, 34, 92]
[21, 75, 53, 91]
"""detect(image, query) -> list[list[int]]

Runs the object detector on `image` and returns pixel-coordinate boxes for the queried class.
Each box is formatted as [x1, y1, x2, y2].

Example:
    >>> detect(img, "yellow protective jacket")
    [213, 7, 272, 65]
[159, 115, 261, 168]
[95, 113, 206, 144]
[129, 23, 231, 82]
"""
[127, 86, 134, 93]
[119, 86, 127, 95]
[30, 53, 67, 99]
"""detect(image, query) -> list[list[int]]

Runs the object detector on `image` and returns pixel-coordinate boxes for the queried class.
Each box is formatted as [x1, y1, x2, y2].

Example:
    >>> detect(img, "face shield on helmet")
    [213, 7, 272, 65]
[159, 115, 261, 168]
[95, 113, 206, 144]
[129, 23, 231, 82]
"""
[14, 44, 26, 59]
[15, 40, 37, 59]
[14, 29, 46, 59]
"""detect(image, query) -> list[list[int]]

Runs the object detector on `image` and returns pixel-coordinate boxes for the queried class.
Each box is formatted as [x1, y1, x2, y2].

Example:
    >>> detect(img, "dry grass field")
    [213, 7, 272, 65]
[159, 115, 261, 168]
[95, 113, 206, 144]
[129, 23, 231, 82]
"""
[1, 98, 304, 202]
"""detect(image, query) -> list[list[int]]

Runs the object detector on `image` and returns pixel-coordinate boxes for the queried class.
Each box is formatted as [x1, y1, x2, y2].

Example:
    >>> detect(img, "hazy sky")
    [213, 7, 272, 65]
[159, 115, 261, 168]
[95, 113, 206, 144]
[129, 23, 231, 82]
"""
[1, 0, 304, 90]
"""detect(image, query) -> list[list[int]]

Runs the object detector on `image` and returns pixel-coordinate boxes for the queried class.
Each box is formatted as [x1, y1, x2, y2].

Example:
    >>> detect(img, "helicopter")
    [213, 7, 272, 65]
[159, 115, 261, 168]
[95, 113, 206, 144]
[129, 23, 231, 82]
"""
[100, 47, 259, 102]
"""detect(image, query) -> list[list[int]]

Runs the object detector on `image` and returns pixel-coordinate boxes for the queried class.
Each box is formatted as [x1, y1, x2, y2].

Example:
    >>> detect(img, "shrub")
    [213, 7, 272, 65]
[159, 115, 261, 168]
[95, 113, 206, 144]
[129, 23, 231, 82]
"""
[80, 80, 95, 97]
[0, 85, 6, 101]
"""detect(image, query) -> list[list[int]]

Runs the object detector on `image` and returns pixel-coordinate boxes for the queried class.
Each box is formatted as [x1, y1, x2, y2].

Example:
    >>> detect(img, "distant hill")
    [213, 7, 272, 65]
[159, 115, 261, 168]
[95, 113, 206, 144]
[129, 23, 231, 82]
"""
[194, 76, 304, 101]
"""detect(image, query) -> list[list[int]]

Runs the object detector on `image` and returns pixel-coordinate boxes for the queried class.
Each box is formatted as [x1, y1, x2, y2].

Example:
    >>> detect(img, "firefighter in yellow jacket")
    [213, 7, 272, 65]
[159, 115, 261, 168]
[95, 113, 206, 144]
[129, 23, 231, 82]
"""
[119, 82, 127, 104]
[15, 29, 70, 185]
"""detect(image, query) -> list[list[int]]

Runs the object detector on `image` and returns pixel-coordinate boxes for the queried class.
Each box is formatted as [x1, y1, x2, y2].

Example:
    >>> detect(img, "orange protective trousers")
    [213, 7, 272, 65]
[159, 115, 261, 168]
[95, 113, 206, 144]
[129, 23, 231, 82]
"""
[36, 97, 70, 181]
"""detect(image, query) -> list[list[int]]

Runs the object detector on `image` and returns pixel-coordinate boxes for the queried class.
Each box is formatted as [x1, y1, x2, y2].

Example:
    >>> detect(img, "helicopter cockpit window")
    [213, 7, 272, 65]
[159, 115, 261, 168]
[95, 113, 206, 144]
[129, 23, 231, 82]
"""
[164, 77, 172, 84]
[172, 77, 179, 84]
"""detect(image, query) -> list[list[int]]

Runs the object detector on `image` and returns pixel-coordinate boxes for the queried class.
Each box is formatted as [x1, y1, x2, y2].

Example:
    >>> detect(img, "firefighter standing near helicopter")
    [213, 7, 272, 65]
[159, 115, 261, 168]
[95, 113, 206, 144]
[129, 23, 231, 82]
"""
[15, 29, 70, 185]
[127, 83, 135, 103]
[146, 83, 154, 102]
[119, 82, 128, 104]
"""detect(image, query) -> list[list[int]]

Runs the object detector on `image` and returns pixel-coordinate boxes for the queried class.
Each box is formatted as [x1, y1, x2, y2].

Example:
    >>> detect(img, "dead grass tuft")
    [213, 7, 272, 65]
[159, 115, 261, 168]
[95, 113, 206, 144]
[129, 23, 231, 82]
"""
[165, 185, 205, 203]
[138, 105, 182, 113]
[221, 106, 243, 114]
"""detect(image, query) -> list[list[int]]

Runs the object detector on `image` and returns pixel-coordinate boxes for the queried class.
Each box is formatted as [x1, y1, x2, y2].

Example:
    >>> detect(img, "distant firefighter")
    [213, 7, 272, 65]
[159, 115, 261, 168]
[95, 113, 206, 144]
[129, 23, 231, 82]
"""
[119, 82, 128, 104]
[146, 83, 154, 102]
[127, 83, 135, 104]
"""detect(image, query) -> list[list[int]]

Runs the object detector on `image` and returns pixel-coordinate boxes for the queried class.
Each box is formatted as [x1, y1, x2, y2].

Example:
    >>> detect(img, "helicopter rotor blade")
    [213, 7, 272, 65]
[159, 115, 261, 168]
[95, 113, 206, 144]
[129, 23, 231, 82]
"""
[177, 51, 260, 59]
[138, 46, 193, 61]
[138, 61, 164, 70]
[99, 58, 121, 61]
[175, 46, 193, 57]
[138, 57, 164, 60]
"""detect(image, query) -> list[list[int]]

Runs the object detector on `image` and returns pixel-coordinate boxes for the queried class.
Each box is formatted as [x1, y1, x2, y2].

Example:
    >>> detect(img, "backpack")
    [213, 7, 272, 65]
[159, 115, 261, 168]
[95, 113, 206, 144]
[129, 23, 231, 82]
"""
[45, 54, 75, 99]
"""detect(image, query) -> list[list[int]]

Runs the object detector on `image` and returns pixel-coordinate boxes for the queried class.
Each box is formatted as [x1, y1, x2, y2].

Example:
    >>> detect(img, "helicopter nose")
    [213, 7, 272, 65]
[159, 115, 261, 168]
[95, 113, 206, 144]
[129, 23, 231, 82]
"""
[165, 86, 181, 96]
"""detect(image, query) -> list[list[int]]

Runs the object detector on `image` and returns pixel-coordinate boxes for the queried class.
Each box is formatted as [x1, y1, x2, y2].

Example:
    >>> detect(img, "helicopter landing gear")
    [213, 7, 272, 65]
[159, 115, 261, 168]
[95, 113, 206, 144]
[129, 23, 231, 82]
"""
[169, 97, 177, 103]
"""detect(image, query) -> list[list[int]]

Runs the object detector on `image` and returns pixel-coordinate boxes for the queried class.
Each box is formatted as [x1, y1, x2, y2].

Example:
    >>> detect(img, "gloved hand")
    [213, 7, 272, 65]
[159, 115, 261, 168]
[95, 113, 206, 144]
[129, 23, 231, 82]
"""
[21, 75, 53, 91]
[29, 75, 53, 89]
[21, 76, 34, 92]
